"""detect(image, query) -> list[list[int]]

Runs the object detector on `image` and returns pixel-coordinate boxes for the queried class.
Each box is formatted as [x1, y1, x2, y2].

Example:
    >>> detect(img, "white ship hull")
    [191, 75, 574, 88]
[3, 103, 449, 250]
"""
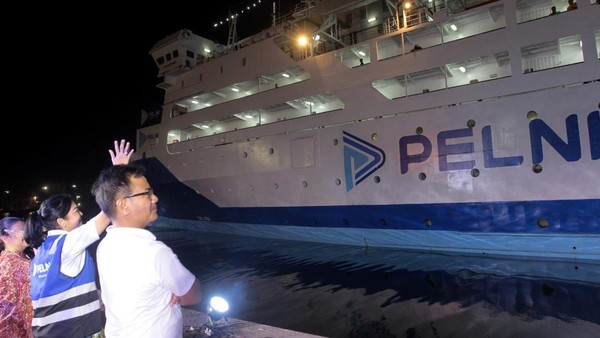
[136, 0, 600, 261]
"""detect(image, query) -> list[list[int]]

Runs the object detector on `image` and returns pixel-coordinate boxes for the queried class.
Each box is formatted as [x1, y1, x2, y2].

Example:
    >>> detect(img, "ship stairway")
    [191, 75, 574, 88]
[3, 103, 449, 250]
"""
[314, 14, 348, 49]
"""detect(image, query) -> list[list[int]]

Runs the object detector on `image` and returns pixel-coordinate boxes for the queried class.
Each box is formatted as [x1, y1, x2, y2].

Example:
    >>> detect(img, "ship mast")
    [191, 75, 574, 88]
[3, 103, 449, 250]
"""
[227, 12, 238, 46]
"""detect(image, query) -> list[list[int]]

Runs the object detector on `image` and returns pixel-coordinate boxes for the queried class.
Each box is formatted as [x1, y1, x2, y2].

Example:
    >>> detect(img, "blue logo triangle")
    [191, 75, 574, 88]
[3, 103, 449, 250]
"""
[343, 131, 386, 191]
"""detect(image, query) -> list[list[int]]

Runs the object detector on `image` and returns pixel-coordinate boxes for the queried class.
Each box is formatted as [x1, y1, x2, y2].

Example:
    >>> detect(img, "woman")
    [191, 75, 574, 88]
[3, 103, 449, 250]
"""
[0, 216, 34, 338]
[24, 140, 132, 337]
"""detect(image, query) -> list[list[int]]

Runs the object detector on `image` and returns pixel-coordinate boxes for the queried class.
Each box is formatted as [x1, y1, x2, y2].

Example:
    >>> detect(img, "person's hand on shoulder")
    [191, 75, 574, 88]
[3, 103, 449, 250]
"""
[110, 139, 134, 165]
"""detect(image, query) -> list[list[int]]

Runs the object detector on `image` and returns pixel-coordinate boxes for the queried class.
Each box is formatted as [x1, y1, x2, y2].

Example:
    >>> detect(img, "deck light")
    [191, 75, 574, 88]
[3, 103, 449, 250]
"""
[297, 35, 309, 46]
[207, 296, 230, 326]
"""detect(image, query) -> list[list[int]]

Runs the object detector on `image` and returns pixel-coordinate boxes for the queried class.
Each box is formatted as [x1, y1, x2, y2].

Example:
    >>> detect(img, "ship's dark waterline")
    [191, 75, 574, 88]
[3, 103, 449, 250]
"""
[153, 228, 600, 338]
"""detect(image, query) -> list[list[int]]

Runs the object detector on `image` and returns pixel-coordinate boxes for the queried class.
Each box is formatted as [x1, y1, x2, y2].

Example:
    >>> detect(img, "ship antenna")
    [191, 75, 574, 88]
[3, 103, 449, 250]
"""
[227, 11, 238, 47]
[272, 1, 276, 27]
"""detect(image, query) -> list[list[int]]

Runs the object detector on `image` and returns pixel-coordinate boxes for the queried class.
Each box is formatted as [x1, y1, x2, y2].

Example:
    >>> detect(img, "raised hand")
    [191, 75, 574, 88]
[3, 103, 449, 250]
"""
[109, 139, 134, 165]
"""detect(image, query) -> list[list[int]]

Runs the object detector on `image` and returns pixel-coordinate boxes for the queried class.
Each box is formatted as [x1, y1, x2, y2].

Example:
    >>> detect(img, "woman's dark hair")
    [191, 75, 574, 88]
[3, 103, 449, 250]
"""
[0, 216, 23, 252]
[24, 194, 74, 249]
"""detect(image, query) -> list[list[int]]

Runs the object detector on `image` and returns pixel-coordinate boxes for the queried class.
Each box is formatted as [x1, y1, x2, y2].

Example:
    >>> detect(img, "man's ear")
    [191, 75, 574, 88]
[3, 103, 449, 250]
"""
[116, 198, 129, 216]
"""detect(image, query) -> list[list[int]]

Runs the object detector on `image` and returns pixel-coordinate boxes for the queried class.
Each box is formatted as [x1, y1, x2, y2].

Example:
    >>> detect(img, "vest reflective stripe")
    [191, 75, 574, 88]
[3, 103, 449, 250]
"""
[30, 233, 102, 337]
[31, 299, 100, 327]
[31, 281, 97, 308]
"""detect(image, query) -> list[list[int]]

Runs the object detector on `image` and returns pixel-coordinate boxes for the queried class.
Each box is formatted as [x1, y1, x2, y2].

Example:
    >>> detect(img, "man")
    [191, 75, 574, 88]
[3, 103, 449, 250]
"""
[92, 163, 202, 337]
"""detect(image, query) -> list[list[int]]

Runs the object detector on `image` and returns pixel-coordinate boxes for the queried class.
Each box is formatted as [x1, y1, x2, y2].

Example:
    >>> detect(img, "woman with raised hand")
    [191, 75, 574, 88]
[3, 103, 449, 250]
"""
[24, 140, 133, 338]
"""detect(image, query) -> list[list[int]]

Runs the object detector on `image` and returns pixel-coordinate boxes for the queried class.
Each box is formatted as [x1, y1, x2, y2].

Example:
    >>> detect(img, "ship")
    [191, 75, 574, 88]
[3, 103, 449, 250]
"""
[134, 0, 600, 261]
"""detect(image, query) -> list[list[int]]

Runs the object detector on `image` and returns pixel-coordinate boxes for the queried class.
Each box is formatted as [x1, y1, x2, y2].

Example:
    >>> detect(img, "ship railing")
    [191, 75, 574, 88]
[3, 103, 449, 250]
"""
[291, 0, 315, 19]
[402, 6, 434, 29]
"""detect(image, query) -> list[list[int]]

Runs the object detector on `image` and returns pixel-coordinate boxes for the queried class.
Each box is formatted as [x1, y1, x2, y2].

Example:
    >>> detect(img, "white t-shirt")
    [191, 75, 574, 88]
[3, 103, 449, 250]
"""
[46, 219, 100, 277]
[97, 226, 196, 338]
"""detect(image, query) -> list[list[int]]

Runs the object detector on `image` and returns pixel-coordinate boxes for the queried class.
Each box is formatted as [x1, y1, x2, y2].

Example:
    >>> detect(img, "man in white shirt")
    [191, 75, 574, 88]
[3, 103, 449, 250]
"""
[92, 163, 202, 337]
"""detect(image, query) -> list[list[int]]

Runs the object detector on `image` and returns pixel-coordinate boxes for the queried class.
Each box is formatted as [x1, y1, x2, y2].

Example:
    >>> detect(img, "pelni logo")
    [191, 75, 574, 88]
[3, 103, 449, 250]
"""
[343, 131, 386, 191]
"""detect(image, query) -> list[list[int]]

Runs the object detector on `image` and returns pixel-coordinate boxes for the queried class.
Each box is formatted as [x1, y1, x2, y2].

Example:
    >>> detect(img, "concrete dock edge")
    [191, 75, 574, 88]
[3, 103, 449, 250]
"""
[182, 307, 326, 337]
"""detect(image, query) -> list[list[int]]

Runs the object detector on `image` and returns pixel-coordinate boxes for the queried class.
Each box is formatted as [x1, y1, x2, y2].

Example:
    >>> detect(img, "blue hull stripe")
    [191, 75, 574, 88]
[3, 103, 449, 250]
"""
[218, 200, 600, 233]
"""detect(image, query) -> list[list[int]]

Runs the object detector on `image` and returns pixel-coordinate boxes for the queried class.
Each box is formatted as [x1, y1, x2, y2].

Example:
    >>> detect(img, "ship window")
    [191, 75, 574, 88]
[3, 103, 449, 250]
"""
[243, 57, 246, 66]
[168, 92, 343, 142]
[166, 53, 172, 61]
[157, 56, 165, 65]
[170, 66, 310, 114]
[596, 30, 600, 59]
[172, 50, 179, 58]
[360, 8, 366, 20]
[377, 3, 504, 61]
[516, 0, 570, 23]
[186, 50, 194, 58]
[336, 43, 371, 68]
[596, 30, 600, 60]
[220, 66, 224, 74]
[521, 35, 583, 73]
[372, 51, 511, 99]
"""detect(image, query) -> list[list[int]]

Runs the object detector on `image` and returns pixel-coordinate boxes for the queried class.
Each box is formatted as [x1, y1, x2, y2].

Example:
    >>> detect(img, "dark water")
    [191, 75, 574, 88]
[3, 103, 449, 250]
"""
[153, 228, 600, 338]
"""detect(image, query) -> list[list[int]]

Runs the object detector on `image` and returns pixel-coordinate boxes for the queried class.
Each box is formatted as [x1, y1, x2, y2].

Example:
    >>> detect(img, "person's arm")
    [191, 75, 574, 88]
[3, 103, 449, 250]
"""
[174, 278, 203, 306]
[93, 139, 134, 234]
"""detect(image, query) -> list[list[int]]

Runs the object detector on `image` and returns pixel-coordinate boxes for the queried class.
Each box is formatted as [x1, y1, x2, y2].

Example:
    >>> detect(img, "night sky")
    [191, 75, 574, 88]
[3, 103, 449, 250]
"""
[2, 1, 293, 205]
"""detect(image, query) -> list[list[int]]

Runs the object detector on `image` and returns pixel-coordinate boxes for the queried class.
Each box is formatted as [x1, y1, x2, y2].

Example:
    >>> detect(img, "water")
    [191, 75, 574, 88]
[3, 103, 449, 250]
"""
[152, 228, 600, 338]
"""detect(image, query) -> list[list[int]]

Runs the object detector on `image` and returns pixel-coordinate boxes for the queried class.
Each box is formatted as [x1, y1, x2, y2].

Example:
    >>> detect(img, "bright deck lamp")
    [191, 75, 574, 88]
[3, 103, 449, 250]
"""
[207, 296, 230, 326]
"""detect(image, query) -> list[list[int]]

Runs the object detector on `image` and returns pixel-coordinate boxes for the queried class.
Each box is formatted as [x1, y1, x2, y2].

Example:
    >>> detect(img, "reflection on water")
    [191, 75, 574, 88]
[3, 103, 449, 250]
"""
[153, 228, 600, 338]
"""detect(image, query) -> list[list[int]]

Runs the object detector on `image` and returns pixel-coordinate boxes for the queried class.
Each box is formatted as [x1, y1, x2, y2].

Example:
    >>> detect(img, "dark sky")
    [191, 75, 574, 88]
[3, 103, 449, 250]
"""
[2, 1, 292, 201]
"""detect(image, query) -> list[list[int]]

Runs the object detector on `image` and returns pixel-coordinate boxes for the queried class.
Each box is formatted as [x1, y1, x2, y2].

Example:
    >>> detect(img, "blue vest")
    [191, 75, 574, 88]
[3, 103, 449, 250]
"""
[30, 234, 102, 337]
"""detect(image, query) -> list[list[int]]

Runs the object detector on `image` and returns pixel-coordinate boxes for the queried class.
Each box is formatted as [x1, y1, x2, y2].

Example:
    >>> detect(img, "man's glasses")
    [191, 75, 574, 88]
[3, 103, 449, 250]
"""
[123, 188, 154, 199]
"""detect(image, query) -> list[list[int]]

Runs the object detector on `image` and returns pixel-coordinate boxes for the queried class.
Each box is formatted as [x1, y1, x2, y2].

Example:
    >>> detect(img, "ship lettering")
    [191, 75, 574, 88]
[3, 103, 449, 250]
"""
[399, 111, 599, 174]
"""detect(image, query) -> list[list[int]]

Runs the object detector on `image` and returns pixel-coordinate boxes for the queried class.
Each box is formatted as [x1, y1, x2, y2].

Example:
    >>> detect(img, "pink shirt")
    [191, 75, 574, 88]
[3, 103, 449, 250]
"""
[0, 250, 34, 338]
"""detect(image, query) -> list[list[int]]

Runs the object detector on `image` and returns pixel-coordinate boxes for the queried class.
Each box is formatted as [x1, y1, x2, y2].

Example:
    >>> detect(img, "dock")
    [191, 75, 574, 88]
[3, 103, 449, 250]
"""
[182, 308, 325, 338]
